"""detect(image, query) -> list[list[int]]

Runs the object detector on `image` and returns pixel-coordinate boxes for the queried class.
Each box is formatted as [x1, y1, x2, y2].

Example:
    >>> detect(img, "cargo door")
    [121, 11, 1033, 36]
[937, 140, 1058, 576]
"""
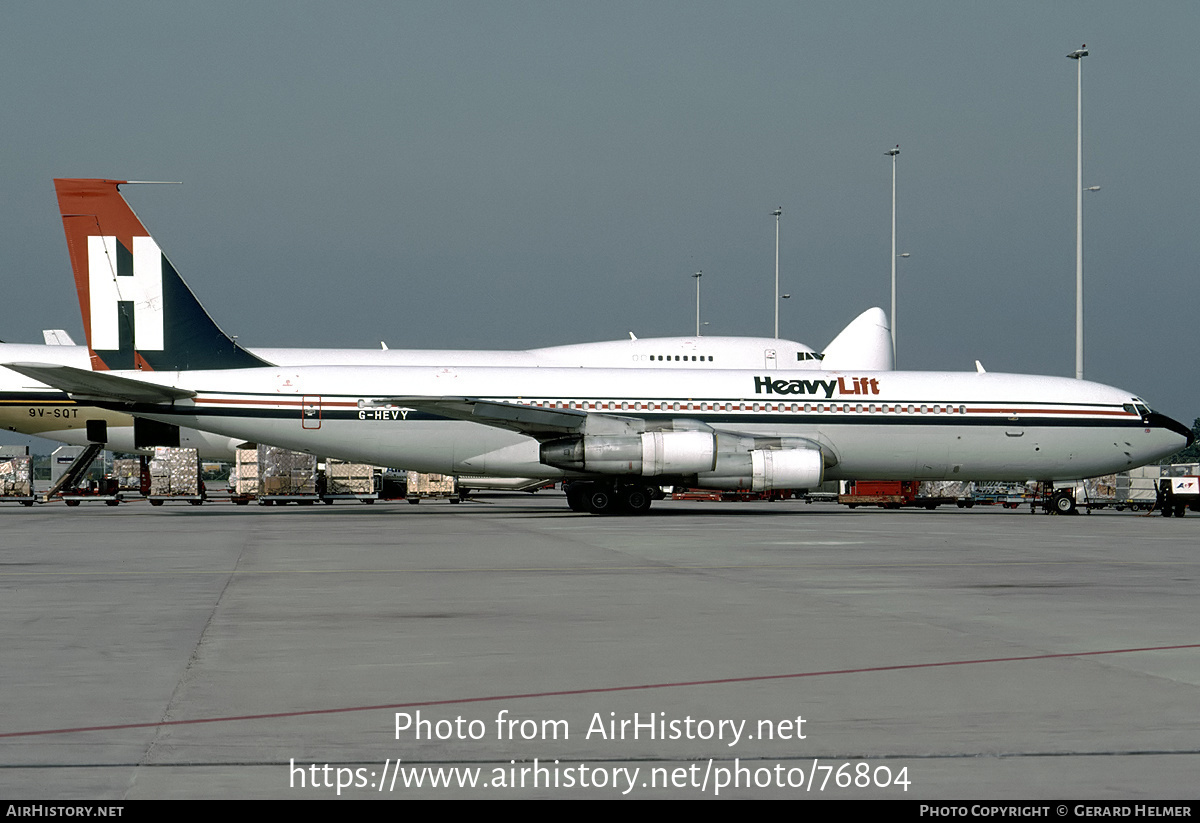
[302, 396, 322, 429]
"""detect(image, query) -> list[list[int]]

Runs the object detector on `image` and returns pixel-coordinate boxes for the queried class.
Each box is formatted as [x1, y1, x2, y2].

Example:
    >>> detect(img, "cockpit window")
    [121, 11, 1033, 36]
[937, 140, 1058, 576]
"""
[1134, 403, 1151, 417]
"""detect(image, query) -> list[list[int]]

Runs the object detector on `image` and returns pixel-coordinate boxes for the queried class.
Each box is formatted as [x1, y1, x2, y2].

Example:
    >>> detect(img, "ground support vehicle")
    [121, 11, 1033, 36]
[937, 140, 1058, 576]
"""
[1030, 475, 1118, 515]
[46, 444, 120, 506]
[969, 482, 1030, 509]
[1157, 476, 1200, 518]
[836, 480, 978, 511]
[671, 487, 799, 502]
[60, 478, 121, 507]
[838, 480, 920, 509]
[670, 488, 724, 502]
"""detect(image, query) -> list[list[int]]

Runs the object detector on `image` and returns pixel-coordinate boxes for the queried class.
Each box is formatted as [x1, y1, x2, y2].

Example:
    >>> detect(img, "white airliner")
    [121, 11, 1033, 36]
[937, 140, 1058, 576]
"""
[8, 176, 1186, 514]
[0, 179, 891, 456]
[5, 360, 1191, 514]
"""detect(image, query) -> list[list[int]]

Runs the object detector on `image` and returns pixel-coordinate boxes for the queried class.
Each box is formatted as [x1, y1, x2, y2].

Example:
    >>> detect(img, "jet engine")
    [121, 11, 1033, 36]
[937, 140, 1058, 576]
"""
[540, 431, 717, 476]
[694, 448, 824, 491]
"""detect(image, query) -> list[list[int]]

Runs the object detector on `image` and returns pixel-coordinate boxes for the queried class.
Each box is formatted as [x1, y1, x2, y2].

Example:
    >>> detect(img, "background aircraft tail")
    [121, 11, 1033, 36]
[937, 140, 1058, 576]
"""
[821, 307, 894, 371]
[54, 178, 269, 371]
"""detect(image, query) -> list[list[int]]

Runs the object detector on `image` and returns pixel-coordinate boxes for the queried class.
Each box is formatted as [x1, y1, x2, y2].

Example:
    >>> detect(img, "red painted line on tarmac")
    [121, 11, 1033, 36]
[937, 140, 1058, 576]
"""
[3, 643, 1196, 739]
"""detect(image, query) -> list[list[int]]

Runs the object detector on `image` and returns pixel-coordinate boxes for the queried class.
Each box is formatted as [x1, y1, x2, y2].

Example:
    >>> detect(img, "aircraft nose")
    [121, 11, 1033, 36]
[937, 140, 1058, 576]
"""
[1148, 412, 1194, 448]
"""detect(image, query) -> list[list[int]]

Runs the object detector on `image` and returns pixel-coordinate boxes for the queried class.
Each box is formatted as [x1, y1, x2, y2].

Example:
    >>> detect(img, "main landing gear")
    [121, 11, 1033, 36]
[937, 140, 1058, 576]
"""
[565, 481, 654, 515]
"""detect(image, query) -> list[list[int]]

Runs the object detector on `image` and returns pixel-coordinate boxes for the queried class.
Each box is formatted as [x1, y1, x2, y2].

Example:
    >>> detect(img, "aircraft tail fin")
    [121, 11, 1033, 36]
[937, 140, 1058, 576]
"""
[54, 178, 270, 371]
[821, 307, 894, 370]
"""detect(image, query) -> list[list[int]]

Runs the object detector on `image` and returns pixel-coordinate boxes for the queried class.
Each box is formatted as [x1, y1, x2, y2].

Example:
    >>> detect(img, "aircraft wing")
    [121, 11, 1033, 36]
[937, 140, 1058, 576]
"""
[378, 396, 648, 439]
[379, 395, 835, 475]
[2, 362, 195, 405]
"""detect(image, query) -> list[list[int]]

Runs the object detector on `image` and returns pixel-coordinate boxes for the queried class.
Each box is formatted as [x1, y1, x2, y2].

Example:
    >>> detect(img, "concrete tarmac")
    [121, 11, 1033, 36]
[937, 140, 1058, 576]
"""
[1, 495, 1197, 799]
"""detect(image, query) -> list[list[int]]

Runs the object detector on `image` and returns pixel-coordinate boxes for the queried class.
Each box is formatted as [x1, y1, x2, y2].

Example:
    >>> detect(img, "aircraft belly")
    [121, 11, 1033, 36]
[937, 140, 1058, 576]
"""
[132, 412, 542, 475]
[110, 406, 1183, 485]
[821, 422, 1165, 482]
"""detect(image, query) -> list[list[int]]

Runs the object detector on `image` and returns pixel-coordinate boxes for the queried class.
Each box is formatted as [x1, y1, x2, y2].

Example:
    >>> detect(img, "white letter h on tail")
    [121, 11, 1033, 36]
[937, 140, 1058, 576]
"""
[88, 235, 164, 351]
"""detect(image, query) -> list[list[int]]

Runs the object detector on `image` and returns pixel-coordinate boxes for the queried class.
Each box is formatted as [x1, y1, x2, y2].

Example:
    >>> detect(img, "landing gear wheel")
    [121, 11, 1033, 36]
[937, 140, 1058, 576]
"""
[619, 485, 653, 515]
[586, 487, 616, 514]
[1052, 492, 1077, 515]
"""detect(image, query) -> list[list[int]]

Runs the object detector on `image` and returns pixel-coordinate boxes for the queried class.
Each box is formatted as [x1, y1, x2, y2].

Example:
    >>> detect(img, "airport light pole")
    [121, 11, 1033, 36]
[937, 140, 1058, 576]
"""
[1068, 45, 1088, 379]
[692, 271, 703, 336]
[773, 207, 783, 339]
[885, 146, 900, 365]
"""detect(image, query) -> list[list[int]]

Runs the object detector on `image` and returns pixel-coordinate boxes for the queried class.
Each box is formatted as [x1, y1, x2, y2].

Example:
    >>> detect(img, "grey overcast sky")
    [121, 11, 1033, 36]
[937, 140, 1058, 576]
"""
[2, 2, 1198, 421]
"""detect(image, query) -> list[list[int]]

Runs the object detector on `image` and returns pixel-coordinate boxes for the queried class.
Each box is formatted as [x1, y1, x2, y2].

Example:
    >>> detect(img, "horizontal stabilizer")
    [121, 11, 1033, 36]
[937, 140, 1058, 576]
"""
[2, 362, 195, 405]
[42, 330, 77, 346]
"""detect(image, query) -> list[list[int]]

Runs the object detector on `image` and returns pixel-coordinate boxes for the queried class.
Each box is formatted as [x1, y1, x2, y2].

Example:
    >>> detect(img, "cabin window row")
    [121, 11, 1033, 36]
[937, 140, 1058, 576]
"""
[524, 400, 969, 414]
[637, 355, 716, 362]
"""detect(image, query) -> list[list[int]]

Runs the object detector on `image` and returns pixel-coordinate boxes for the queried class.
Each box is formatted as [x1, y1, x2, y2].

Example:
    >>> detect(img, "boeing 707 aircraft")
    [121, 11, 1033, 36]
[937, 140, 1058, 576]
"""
[12, 178, 1184, 514]
[6, 360, 1188, 514]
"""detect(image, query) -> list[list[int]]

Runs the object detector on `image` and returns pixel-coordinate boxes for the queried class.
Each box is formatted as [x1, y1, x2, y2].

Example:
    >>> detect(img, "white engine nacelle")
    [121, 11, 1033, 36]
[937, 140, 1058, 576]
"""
[540, 431, 717, 476]
[695, 448, 824, 491]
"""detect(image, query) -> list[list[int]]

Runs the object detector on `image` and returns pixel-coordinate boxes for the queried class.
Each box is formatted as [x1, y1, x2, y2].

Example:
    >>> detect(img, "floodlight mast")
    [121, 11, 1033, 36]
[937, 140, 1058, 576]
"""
[1068, 45, 1089, 379]
[885, 145, 900, 365]
[772, 207, 783, 338]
